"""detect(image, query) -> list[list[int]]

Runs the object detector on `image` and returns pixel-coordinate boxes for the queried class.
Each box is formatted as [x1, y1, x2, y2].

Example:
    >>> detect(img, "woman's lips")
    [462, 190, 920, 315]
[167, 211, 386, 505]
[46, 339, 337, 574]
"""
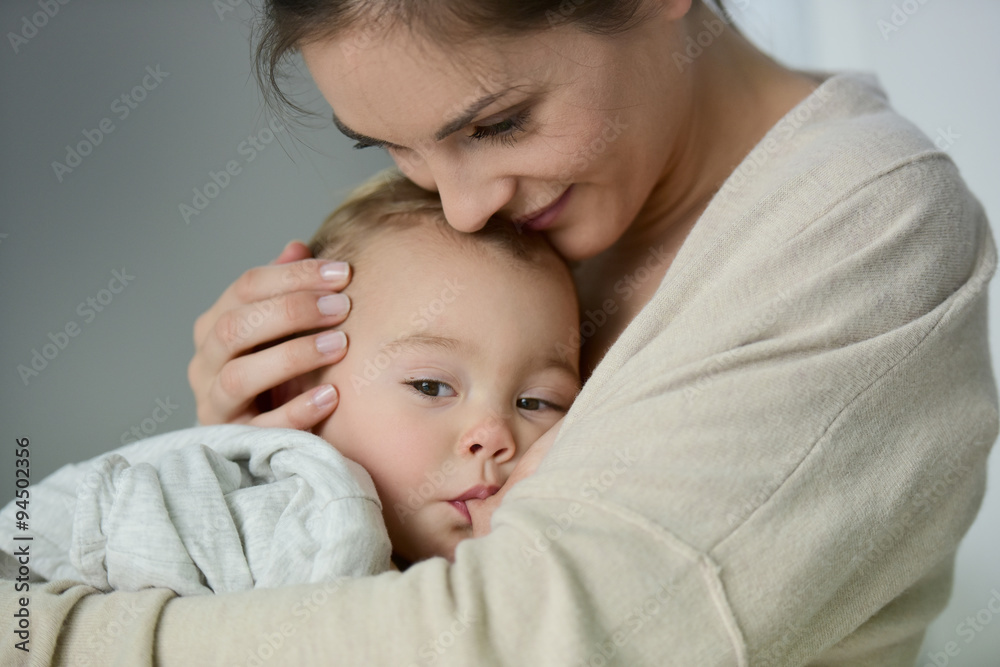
[513, 186, 573, 232]
[449, 485, 500, 523]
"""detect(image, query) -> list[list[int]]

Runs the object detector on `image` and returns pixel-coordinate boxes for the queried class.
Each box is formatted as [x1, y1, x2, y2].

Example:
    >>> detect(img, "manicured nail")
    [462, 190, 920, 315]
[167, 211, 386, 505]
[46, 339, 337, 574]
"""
[316, 330, 347, 354]
[318, 293, 350, 316]
[320, 262, 350, 281]
[310, 384, 337, 409]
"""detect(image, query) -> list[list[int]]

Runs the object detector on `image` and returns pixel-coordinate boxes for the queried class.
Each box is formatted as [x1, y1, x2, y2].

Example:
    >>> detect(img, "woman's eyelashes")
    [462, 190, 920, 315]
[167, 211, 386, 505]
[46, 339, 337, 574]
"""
[469, 108, 531, 147]
[353, 108, 532, 151]
[353, 138, 395, 151]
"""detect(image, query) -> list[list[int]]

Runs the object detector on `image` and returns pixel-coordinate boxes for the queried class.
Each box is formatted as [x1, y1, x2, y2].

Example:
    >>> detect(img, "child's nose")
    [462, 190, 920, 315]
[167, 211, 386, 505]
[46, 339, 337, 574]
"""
[460, 413, 516, 465]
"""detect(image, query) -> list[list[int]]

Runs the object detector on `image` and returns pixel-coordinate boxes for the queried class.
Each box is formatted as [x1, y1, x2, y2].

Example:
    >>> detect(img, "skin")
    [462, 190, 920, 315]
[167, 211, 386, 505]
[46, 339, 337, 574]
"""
[300, 0, 818, 374]
[190, 0, 818, 527]
[303, 222, 580, 562]
[303, 6, 689, 264]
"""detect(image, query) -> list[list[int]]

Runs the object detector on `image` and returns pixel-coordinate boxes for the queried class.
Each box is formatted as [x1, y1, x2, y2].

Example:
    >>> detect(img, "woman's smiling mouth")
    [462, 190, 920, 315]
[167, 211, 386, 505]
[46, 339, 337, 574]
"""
[512, 186, 573, 232]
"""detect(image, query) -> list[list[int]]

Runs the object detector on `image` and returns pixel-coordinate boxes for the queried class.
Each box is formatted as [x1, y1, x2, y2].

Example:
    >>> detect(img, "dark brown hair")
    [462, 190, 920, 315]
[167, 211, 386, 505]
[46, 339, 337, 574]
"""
[253, 0, 651, 122]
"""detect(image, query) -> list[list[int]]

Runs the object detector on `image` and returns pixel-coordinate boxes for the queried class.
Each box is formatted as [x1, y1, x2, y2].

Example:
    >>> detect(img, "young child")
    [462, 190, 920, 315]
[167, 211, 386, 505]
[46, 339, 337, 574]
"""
[302, 171, 581, 566]
[0, 170, 581, 592]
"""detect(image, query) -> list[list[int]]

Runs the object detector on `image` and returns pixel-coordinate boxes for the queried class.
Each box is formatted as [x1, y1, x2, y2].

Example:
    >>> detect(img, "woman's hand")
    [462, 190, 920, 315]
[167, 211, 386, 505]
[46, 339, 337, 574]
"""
[467, 418, 565, 538]
[188, 240, 352, 430]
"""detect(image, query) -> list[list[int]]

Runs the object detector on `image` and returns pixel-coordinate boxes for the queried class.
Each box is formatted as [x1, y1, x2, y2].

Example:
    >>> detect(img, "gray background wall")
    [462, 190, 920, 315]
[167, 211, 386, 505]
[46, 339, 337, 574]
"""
[1, 1, 997, 664]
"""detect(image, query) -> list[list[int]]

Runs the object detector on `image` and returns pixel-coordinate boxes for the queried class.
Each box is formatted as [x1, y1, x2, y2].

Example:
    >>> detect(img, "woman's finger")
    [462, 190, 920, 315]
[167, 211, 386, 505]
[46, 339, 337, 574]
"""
[271, 240, 313, 265]
[193, 258, 351, 350]
[250, 383, 340, 431]
[194, 329, 348, 424]
[196, 290, 351, 373]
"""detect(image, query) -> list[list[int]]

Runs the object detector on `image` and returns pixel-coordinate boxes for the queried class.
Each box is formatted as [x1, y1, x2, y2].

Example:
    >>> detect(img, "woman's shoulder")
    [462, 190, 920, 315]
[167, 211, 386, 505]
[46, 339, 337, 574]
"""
[614, 70, 995, 388]
[699, 70, 987, 273]
[787, 70, 937, 161]
[720, 71, 961, 209]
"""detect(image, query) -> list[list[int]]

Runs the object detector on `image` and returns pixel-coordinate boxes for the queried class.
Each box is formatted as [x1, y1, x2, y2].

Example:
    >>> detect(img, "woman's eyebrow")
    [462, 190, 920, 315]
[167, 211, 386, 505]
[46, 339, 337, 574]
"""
[331, 86, 519, 146]
[434, 88, 515, 141]
[331, 113, 388, 147]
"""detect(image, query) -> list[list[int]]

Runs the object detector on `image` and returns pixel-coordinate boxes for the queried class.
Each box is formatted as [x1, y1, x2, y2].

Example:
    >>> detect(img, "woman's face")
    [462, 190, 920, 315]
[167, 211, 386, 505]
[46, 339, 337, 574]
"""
[301, 3, 693, 261]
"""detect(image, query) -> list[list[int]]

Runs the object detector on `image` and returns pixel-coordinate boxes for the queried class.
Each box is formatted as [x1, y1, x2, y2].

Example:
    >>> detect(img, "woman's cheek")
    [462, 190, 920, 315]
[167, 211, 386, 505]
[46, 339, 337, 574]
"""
[536, 111, 609, 179]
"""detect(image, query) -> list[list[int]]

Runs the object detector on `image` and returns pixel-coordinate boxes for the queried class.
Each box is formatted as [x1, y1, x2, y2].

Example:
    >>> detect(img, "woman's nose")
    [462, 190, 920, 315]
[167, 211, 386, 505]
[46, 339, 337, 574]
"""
[460, 413, 517, 465]
[393, 150, 515, 233]
[437, 173, 516, 233]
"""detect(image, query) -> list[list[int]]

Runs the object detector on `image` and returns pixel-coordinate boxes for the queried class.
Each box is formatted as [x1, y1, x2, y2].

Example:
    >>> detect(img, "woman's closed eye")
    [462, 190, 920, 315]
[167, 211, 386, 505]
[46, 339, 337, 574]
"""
[469, 108, 531, 147]
[404, 379, 457, 399]
[353, 108, 532, 151]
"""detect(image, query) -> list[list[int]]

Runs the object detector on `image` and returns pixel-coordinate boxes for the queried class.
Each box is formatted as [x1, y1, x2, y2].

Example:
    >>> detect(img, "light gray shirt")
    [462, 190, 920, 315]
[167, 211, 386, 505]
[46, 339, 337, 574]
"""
[0, 425, 391, 595]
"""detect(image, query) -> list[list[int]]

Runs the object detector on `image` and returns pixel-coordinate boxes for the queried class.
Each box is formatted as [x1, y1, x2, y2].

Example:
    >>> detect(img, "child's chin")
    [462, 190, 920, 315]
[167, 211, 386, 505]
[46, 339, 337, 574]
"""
[433, 538, 462, 563]
[433, 542, 458, 563]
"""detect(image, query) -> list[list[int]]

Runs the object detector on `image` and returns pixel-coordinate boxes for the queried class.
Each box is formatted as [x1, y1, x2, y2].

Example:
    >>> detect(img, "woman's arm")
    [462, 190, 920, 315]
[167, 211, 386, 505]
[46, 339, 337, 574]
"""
[165, 152, 997, 665]
[13, 158, 995, 666]
[11, 89, 997, 665]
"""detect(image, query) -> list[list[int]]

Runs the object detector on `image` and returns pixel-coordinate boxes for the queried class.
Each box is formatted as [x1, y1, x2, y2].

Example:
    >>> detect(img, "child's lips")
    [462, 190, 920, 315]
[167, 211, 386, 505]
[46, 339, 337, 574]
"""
[450, 500, 473, 523]
[448, 485, 500, 523]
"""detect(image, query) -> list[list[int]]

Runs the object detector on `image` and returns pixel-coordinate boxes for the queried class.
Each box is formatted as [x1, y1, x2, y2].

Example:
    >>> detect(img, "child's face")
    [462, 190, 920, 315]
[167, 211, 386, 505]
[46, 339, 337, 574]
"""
[312, 225, 581, 563]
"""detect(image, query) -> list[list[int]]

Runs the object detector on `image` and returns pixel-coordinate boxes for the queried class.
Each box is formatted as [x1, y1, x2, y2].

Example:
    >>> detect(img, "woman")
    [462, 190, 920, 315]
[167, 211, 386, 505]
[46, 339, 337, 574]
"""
[10, 1, 995, 664]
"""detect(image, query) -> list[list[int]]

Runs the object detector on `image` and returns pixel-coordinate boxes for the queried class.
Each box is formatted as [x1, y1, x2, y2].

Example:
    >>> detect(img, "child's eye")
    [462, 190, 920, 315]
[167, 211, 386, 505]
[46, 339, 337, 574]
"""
[516, 397, 565, 412]
[404, 379, 456, 399]
[469, 108, 531, 147]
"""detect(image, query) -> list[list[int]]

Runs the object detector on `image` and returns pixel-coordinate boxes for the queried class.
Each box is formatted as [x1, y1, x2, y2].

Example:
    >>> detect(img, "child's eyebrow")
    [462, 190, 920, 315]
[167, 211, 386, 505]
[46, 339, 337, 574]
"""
[542, 356, 581, 385]
[380, 334, 466, 355]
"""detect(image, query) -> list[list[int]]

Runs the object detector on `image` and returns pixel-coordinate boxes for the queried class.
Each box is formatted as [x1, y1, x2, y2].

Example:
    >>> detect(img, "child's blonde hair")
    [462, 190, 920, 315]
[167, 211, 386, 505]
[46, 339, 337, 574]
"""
[308, 169, 560, 270]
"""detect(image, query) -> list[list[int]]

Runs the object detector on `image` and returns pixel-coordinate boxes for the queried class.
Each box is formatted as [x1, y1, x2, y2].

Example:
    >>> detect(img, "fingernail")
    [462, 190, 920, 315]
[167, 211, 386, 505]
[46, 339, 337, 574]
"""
[320, 261, 350, 281]
[316, 330, 347, 354]
[318, 293, 350, 316]
[310, 384, 338, 408]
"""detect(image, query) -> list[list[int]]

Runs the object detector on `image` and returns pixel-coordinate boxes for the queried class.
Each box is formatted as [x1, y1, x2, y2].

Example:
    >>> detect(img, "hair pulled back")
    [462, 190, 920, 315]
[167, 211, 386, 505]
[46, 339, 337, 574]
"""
[253, 0, 651, 121]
